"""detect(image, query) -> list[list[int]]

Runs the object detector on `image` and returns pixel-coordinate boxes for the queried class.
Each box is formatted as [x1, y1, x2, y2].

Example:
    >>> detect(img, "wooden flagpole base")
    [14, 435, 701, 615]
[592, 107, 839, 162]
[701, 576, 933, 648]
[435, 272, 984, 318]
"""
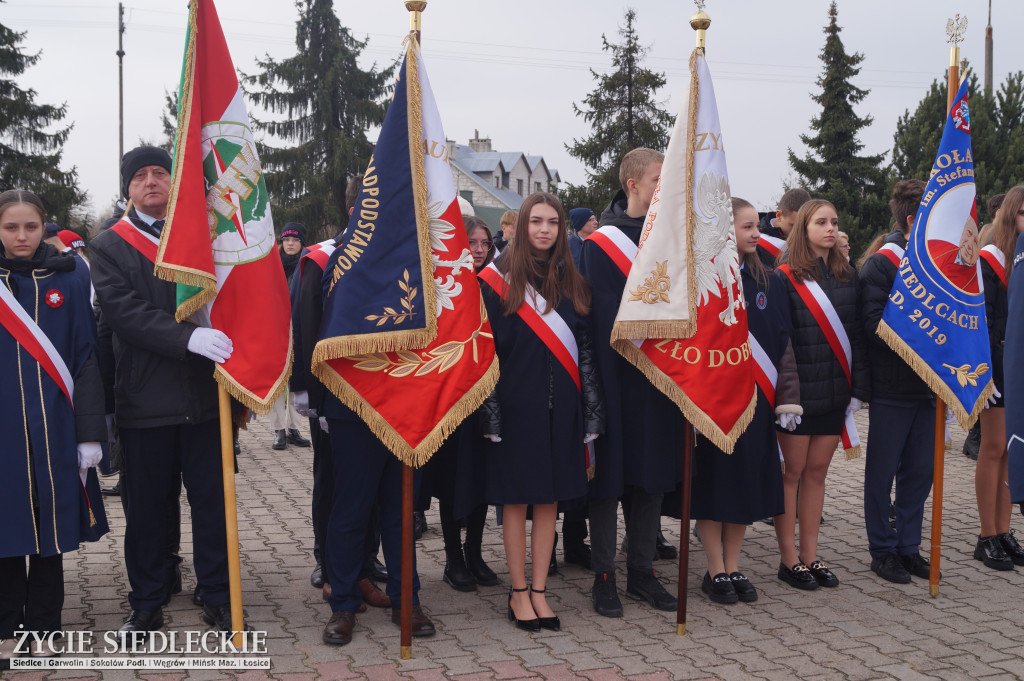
[400, 463, 414, 657]
[676, 422, 693, 635]
[218, 385, 244, 646]
[677, 623, 686, 636]
[929, 398, 945, 598]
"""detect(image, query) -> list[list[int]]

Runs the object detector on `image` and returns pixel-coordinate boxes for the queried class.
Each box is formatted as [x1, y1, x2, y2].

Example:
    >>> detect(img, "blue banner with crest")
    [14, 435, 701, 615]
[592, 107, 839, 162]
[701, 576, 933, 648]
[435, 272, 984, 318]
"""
[878, 79, 994, 428]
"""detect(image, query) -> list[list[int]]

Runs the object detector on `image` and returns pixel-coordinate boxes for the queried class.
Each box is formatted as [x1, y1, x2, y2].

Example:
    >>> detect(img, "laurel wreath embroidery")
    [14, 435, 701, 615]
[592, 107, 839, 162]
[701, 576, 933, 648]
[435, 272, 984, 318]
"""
[364, 269, 418, 327]
[941, 362, 989, 388]
[351, 298, 492, 377]
[628, 260, 671, 304]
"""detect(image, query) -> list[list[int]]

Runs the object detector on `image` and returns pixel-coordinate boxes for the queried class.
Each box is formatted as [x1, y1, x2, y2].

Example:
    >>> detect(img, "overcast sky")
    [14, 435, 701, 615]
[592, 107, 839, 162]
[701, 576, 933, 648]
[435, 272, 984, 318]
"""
[5, 0, 1023, 222]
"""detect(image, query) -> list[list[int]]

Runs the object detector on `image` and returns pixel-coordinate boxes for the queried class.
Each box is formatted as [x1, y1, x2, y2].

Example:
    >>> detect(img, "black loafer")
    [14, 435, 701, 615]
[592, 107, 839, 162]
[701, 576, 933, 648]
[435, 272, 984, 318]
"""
[369, 557, 388, 583]
[310, 563, 324, 588]
[729, 572, 757, 602]
[701, 572, 738, 604]
[117, 609, 164, 639]
[778, 562, 818, 590]
[806, 560, 839, 587]
[975, 535, 1014, 570]
[871, 553, 911, 584]
[655, 532, 678, 560]
[202, 603, 248, 633]
[998, 531, 1024, 566]
[899, 552, 935, 579]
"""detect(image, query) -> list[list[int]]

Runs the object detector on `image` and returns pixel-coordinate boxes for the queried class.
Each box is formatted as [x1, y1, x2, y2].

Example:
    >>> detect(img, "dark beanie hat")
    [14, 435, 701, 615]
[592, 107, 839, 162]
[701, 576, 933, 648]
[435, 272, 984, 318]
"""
[120, 145, 172, 199]
[280, 222, 307, 246]
[569, 207, 595, 232]
[44, 222, 62, 238]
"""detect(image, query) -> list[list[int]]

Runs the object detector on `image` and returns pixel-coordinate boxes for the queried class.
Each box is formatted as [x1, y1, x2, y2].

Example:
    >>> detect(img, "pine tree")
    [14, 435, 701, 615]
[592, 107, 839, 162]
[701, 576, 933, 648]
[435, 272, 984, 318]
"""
[0, 13, 88, 226]
[159, 90, 179, 153]
[241, 0, 394, 241]
[891, 66, 1024, 224]
[562, 9, 674, 213]
[787, 1, 887, 255]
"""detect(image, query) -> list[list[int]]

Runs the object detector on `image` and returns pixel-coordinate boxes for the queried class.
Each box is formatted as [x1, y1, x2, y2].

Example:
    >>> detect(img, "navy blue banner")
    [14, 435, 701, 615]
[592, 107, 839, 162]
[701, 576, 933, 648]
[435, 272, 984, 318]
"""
[1006, 232, 1024, 502]
[879, 79, 993, 427]
[317, 55, 429, 347]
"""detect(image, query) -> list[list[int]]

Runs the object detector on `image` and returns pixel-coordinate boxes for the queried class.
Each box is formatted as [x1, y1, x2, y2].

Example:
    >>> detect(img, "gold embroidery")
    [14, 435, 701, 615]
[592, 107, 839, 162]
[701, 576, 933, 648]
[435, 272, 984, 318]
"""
[365, 268, 418, 327]
[33, 273, 60, 552]
[941, 362, 989, 388]
[352, 297, 491, 377]
[628, 261, 671, 304]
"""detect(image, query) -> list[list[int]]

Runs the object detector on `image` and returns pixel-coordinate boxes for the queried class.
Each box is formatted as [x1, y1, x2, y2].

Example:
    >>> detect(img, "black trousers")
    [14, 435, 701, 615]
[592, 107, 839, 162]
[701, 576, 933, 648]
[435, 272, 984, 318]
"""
[120, 421, 228, 611]
[0, 554, 64, 637]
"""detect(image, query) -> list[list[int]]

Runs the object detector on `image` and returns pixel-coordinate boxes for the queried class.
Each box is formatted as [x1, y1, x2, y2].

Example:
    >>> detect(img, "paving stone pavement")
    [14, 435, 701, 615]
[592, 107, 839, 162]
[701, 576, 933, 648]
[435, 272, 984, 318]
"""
[11, 410, 1024, 680]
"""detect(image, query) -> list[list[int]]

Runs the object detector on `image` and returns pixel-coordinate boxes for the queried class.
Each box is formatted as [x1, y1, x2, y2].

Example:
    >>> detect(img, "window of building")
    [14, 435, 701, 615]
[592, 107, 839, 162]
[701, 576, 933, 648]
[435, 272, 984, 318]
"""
[517, 179, 523, 196]
[494, 176, 500, 188]
[535, 182, 541, 192]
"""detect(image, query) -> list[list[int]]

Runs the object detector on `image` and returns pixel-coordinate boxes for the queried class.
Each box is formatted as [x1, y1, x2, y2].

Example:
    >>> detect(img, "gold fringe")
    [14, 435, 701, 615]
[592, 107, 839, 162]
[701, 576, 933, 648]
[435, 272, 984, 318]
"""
[156, 0, 198, 273]
[684, 49, 701, 325]
[310, 327, 436, 368]
[612, 338, 756, 453]
[172, 286, 216, 324]
[88, 507, 97, 528]
[213, 333, 293, 417]
[404, 38, 439, 347]
[610, 319, 697, 345]
[844, 445, 862, 460]
[312, 356, 500, 467]
[877, 321, 994, 430]
[586, 462, 595, 482]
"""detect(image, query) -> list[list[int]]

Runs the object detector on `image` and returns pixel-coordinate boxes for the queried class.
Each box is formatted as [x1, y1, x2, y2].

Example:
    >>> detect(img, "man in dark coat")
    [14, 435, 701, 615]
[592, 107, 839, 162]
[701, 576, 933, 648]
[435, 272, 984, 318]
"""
[567, 207, 597, 265]
[578, 148, 681, 617]
[859, 179, 937, 584]
[756, 188, 810, 268]
[90, 145, 236, 637]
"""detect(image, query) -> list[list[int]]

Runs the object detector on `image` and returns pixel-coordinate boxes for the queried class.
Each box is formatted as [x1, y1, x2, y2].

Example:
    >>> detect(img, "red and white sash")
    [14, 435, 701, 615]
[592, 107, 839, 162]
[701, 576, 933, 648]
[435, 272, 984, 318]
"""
[479, 263, 580, 390]
[758, 234, 787, 260]
[299, 239, 337, 282]
[111, 218, 160, 264]
[980, 245, 1007, 288]
[778, 264, 861, 458]
[748, 331, 777, 407]
[585, 226, 637, 277]
[876, 243, 905, 268]
[0, 279, 75, 404]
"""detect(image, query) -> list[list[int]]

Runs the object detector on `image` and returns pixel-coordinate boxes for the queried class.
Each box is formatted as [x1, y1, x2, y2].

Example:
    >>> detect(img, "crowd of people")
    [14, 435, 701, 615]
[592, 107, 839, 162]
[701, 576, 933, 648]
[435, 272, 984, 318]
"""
[1, 142, 1022, 663]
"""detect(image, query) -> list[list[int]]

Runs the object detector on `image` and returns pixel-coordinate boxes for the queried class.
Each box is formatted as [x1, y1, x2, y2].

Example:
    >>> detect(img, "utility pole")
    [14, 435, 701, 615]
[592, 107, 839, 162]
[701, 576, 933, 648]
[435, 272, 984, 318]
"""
[984, 0, 993, 97]
[118, 2, 126, 165]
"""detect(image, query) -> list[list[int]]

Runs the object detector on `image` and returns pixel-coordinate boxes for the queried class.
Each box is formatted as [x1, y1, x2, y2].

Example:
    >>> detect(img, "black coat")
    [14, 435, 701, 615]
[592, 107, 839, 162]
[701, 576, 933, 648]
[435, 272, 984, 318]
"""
[982, 256, 1008, 392]
[578, 191, 686, 500]
[756, 212, 785, 269]
[89, 211, 218, 428]
[859, 231, 932, 402]
[479, 269, 603, 505]
[780, 258, 870, 416]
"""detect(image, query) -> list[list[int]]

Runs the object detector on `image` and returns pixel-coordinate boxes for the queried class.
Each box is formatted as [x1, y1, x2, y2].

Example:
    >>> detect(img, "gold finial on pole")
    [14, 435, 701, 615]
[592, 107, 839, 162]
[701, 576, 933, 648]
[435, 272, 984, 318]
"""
[945, 13, 966, 109]
[690, 1, 711, 53]
[406, 1, 426, 42]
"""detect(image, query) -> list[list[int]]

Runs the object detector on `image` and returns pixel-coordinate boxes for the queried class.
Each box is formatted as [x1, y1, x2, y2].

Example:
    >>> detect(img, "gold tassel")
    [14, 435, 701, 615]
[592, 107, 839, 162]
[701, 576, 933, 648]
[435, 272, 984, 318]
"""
[89, 507, 97, 528]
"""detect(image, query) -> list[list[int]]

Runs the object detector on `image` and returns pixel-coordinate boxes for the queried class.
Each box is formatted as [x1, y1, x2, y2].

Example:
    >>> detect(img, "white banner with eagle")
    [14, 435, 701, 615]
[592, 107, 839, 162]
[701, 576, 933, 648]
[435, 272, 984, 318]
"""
[610, 49, 755, 452]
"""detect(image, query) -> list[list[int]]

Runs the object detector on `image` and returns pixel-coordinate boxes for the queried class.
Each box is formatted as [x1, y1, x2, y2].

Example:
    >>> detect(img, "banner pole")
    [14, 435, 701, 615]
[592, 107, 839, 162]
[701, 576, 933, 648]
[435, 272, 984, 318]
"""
[676, 422, 694, 635]
[930, 38, 960, 599]
[218, 384, 244, 644]
[400, 0, 427, 659]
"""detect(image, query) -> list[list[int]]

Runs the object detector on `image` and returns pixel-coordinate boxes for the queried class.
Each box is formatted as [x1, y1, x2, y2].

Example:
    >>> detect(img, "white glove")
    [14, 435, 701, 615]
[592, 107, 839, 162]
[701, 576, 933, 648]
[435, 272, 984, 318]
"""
[105, 414, 116, 443]
[318, 416, 329, 434]
[187, 327, 233, 363]
[77, 442, 103, 469]
[294, 391, 317, 418]
[483, 434, 502, 443]
[986, 386, 1002, 409]
[777, 412, 801, 432]
[846, 397, 863, 415]
[584, 433, 599, 444]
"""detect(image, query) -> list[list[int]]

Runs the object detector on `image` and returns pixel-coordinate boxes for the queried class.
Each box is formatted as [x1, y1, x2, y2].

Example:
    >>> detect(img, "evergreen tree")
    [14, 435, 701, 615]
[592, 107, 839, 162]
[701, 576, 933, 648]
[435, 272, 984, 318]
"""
[787, 1, 887, 256]
[160, 90, 179, 153]
[0, 12, 88, 226]
[241, 0, 393, 241]
[562, 9, 674, 212]
[891, 66, 1024, 224]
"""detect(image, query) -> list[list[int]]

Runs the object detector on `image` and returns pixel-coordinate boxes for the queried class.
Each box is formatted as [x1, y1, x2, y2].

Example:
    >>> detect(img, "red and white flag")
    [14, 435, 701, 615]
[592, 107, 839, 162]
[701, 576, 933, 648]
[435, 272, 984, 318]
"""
[156, 0, 291, 413]
[610, 50, 755, 452]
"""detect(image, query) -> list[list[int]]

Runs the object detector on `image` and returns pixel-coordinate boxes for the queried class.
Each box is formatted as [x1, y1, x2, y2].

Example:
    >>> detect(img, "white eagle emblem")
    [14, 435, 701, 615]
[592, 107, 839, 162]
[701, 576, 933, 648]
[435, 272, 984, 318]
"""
[427, 199, 473, 318]
[692, 171, 743, 326]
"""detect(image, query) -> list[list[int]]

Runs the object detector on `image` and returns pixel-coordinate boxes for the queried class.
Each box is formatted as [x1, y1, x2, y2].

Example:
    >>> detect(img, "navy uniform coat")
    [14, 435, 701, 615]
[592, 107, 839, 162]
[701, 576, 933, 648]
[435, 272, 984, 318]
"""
[578, 194, 686, 500]
[1, 246, 108, 558]
[692, 268, 795, 523]
[479, 274, 595, 506]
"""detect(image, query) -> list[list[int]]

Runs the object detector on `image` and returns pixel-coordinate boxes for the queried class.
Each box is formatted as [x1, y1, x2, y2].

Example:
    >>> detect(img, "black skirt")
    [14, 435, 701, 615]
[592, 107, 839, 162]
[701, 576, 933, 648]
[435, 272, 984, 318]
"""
[783, 406, 845, 436]
[691, 401, 784, 524]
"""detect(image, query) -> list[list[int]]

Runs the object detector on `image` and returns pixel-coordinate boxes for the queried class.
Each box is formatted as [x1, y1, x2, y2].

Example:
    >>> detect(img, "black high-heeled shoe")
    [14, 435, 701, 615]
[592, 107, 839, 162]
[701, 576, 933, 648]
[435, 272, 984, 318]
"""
[508, 586, 540, 631]
[529, 587, 560, 631]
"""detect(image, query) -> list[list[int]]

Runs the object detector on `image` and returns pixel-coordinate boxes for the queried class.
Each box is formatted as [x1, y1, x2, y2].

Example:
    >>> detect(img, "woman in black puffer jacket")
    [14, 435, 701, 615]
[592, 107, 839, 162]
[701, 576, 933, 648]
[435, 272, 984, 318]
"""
[773, 199, 870, 592]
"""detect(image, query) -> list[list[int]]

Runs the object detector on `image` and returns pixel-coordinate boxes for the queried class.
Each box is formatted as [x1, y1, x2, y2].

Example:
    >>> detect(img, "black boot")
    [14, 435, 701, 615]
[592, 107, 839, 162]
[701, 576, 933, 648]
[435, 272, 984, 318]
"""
[963, 422, 981, 460]
[287, 428, 311, 447]
[655, 531, 678, 560]
[272, 430, 286, 450]
[464, 542, 499, 586]
[413, 511, 427, 540]
[442, 548, 477, 592]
